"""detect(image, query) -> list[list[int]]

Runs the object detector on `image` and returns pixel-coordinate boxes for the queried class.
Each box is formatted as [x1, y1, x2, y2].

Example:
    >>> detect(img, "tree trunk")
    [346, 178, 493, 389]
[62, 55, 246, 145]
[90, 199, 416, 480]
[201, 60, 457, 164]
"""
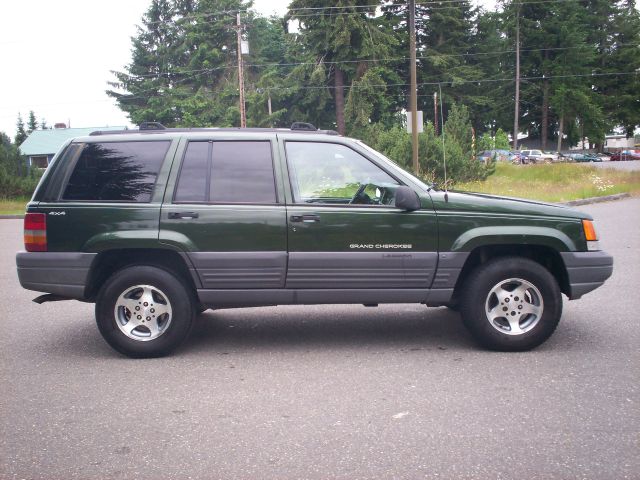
[541, 50, 550, 150]
[541, 78, 549, 150]
[557, 114, 564, 153]
[334, 68, 346, 136]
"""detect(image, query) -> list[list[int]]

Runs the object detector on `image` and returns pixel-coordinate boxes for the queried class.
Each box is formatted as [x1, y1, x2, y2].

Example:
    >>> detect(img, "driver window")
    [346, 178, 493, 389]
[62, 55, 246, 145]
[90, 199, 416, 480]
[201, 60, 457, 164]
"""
[286, 141, 400, 205]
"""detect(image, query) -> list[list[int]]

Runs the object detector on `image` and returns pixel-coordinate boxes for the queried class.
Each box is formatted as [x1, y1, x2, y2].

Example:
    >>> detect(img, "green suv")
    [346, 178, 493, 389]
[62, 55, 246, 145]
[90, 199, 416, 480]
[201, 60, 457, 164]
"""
[16, 124, 613, 357]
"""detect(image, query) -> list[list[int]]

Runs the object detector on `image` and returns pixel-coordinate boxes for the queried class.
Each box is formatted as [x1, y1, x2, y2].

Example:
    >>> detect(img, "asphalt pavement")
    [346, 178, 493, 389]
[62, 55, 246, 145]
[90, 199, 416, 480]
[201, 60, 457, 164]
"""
[1, 198, 638, 480]
[588, 159, 640, 171]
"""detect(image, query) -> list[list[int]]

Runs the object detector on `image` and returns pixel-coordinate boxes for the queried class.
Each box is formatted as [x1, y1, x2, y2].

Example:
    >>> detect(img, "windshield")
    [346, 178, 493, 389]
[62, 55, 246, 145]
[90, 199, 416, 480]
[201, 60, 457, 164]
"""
[356, 140, 434, 192]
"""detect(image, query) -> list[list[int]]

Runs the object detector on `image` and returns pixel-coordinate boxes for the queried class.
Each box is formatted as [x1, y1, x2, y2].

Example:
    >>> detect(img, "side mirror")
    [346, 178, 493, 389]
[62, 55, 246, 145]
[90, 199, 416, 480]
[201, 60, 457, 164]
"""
[395, 186, 421, 211]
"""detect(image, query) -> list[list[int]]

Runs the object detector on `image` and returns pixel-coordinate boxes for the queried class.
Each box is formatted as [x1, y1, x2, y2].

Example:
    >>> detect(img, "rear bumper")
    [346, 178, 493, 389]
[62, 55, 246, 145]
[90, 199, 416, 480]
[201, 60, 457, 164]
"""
[16, 251, 97, 300]
[560, 251, 613, 299]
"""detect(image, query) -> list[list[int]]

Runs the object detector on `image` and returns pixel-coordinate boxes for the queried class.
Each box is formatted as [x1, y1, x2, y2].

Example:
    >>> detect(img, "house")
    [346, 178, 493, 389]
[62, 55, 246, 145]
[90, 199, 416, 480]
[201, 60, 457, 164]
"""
[19, 126, 125, 168]
[604, 134, 635, 151]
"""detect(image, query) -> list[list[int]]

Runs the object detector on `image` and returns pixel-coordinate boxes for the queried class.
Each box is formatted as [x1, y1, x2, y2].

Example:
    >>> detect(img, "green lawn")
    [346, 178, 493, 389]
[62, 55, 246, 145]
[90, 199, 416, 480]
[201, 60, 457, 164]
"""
[0, 197, 29, 215]
[456, 163, 640, 203]
[1, 164, 638, 214]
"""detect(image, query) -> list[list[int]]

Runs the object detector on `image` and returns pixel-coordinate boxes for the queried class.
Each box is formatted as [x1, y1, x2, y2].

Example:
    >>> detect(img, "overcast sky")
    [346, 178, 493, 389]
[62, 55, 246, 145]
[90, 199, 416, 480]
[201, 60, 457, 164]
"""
[0, 0, 496, 140]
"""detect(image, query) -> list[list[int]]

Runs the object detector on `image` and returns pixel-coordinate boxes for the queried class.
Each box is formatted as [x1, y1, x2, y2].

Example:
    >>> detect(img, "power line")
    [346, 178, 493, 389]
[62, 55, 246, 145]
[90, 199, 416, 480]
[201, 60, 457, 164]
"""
[6, 70, 633, 111]
[115, 43, 636, 80]
[134, 0, 599, 27]
[107, 70, 636, 103]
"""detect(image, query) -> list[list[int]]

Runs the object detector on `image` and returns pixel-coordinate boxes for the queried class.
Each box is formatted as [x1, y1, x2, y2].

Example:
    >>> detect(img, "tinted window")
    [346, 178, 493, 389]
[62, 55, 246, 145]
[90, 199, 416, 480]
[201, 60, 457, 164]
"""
[286, 142, 399, 205]
[174, 141, 276, 204]
[174, 142, 209, 203]
[62, 141, 169, 202]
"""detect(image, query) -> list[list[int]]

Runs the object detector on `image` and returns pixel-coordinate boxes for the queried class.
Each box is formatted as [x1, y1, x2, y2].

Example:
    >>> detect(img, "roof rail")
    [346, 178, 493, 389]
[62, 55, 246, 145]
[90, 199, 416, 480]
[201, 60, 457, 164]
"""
[90, 123, 340, 136]
[290, 122, 317, 131]
[139, 122, 167, 131]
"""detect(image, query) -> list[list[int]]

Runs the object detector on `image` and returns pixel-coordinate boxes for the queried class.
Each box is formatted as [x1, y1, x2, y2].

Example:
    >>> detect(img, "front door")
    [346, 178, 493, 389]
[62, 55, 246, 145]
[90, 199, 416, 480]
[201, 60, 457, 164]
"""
[281, 139, 438, 293]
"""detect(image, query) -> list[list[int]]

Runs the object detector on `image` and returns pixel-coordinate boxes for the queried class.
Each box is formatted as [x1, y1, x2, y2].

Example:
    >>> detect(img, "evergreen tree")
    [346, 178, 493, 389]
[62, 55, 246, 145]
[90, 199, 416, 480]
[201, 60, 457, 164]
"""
[287, 0, 397, 134]
[27, 111, 38, 134]
[15, 114, 27, 146]
[587, 0, 640, 138]
[472, 9, 512, 134]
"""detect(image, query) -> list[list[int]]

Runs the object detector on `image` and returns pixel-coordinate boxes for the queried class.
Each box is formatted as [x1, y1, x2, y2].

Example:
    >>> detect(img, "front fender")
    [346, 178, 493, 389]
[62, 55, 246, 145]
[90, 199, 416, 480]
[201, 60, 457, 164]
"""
[451, 226, 577, 252]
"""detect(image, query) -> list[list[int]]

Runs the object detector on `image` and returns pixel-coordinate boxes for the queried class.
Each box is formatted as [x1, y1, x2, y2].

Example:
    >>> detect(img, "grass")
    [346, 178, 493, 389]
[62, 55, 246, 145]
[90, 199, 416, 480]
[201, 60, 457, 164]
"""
[0, 197, 30, 215]
[1, 164, 638, 213]
[456, 163, 640, 203]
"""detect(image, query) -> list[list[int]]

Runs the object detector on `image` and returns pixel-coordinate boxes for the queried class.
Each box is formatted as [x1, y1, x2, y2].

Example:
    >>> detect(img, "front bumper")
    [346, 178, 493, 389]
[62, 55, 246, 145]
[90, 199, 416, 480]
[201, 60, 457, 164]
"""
[16, 252, 97, 300]
[560, 251, 613, 299]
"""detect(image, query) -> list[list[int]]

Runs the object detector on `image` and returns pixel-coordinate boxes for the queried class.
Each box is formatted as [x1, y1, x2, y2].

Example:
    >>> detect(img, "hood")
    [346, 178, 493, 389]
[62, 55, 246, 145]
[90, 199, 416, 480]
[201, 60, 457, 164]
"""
[428, 190, 592, 220]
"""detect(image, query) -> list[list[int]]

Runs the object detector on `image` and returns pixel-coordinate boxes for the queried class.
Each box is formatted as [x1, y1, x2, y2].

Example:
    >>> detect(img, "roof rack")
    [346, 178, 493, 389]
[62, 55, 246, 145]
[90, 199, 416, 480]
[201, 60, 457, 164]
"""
[90, 122, 339, 136]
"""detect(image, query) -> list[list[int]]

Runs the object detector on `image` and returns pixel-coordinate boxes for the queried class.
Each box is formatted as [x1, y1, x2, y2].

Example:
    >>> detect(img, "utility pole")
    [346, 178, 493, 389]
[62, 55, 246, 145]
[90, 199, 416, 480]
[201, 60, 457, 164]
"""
[512, 4, 520, 150]
[433, 91, 438, 135]
[236, 12, 247, 128]
[409, 0, 419, 175]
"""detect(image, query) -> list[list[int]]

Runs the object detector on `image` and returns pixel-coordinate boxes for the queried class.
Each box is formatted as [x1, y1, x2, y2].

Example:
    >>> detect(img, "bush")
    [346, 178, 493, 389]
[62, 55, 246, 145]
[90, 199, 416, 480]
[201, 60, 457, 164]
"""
[357, 104, 495, 187]
[0, 165, 42, 198]
[0, 132, 42, 198]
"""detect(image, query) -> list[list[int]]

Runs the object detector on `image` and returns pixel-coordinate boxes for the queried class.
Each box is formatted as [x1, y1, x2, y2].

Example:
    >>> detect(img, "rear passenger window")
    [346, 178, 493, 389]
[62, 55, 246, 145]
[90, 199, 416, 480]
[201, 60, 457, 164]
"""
[174, 141, 276, 204]
[62, 141, 169, 202]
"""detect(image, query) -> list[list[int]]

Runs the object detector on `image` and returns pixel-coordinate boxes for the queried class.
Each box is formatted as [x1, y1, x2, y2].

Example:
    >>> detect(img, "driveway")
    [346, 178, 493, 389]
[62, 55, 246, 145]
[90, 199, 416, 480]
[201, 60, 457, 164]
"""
[1, 198, 638, 479]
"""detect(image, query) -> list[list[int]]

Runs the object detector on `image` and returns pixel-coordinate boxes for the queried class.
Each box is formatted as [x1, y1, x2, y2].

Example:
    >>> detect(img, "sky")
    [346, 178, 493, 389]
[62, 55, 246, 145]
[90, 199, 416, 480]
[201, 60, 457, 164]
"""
[0, 0, 496, 140]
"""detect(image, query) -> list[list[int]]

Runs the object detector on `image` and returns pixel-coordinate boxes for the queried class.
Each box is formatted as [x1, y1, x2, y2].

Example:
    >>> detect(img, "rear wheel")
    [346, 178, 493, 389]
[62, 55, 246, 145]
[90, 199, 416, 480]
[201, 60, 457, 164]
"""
[95, 266, 195, 358]
[460, 257, 562, 351]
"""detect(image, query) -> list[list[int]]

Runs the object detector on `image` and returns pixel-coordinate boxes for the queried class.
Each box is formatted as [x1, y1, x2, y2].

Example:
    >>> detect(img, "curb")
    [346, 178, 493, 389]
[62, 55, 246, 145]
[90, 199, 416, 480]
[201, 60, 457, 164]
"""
[0, 192, 633, 219]
[562, 192, 631, 206]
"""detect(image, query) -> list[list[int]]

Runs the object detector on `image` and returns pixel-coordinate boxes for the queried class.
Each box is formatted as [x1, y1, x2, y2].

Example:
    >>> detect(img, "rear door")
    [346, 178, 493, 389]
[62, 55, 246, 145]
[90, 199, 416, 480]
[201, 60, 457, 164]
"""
[280, 137, 438, 292]
[160, 135, 288, 290]
[41, 138, 175, 252]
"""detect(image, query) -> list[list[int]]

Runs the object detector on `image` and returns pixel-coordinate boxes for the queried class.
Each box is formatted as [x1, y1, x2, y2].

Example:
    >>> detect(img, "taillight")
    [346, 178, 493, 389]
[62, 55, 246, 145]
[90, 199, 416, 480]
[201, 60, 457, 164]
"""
[24, 213, 47, 252]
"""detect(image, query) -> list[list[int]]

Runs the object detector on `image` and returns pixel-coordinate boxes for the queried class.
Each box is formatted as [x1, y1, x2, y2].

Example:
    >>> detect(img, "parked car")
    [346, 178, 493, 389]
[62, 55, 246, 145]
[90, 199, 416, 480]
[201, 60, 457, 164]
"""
[596, 153, 611, 162]
[16, 122, 613, 357]
[610, 150, 640, 161]
[509, 151, 523, 163]
[478, 149, 513, 163]
[564, 153, 602, 163]
[519, 149, 556, 164]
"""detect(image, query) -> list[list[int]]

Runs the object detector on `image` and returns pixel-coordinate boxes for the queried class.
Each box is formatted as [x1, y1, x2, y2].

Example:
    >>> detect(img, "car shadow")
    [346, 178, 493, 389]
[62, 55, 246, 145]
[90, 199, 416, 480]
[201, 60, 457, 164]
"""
[183, 305, 476, 354]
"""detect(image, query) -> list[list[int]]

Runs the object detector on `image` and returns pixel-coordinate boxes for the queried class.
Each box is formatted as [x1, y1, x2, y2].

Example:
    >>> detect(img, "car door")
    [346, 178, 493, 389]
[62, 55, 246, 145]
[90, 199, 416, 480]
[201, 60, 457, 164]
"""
[159, 135, 288, 292]
[280, 137, 438, 296]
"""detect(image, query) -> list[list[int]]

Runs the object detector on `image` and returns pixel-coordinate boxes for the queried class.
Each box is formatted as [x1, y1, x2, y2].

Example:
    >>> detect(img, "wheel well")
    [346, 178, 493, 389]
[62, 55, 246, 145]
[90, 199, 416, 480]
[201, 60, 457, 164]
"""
[84, 249, 197, 301]
[452, 244, 570, 299]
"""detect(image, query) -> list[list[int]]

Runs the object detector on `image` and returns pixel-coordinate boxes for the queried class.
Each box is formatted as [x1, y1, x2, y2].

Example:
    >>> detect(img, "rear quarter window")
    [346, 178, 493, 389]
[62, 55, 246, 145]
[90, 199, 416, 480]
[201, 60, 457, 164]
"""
[62, 141, 170, 202]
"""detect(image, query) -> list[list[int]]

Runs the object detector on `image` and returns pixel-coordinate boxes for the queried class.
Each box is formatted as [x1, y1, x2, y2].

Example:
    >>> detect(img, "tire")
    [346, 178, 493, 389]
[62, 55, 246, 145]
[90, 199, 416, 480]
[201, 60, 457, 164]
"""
[95, 266, 195, 358]
[459, 257, 562, 351]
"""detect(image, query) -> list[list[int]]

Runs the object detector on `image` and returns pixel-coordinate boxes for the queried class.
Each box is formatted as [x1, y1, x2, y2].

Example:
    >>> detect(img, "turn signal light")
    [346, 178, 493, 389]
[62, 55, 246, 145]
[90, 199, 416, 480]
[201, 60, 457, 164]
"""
[24, 213, 47, 252]
[582, 219, 598, 242]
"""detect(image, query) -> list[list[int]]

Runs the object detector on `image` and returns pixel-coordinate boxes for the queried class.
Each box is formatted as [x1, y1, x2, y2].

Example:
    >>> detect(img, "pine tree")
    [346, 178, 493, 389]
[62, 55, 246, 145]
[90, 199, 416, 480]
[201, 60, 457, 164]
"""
[27, 111, 38, 133]
[15, 114, 27, 145]
[288, 0, 397, 134]
[587, 0, 640, 138]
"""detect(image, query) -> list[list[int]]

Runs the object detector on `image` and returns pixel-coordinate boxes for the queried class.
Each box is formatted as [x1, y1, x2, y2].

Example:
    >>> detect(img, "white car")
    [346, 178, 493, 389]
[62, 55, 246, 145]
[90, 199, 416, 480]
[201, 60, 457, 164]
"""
[519, 150, 557, 163]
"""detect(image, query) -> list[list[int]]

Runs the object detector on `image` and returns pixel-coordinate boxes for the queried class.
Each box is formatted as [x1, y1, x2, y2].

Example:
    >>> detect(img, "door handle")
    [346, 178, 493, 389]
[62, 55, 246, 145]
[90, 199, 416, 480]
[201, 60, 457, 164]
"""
[168, 211, 199, 219]
[290, 214, 320, 223]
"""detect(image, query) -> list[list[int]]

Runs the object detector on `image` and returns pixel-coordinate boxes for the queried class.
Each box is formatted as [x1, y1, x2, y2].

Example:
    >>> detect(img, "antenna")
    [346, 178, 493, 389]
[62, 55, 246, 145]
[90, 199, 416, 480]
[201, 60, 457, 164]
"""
[438, 83, 448, 202]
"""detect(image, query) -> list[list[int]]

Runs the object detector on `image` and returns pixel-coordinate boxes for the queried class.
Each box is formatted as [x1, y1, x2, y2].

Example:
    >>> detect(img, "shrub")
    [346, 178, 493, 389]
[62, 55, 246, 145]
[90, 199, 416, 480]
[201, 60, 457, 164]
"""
[357, 104, 495, 187]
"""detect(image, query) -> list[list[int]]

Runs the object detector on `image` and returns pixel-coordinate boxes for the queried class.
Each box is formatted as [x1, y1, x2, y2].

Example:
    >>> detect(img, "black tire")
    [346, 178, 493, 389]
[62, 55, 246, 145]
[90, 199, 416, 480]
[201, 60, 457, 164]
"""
[95, 266, 195, 358]
[460, 257, 562, 351]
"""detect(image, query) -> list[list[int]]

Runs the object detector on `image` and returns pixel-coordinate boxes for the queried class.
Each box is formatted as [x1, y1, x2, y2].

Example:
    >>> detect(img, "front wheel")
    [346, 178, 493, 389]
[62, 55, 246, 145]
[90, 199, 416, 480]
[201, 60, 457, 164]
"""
[95, 266, 195, 358]
[460, 257, 562, 351]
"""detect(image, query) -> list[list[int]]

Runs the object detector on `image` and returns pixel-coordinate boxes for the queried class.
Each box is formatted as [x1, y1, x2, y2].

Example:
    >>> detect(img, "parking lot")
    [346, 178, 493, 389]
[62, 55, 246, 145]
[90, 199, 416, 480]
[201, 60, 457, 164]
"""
[1, 198, 638, 479]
